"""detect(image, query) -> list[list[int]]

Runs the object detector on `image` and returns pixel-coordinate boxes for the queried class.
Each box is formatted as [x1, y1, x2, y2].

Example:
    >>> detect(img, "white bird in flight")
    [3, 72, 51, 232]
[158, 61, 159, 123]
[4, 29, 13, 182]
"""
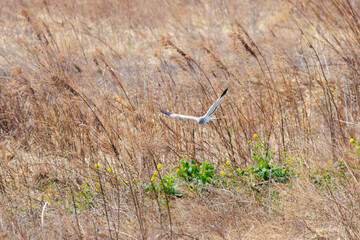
[160, 88, 228, 124]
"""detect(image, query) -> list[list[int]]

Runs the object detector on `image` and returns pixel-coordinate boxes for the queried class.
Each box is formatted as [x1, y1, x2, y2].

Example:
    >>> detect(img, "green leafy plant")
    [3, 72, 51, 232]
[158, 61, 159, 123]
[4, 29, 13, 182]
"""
[173, 159, 200, 182]
[160, 174, 181, 196]
[144, 159, 218, 196]
[77, 183, 95, 210]
[144, 173, 181, 196]
[249, 137, 293, 182]
[144, 182, 159, 194]
[198, 161, 217, 184]
[173, 158, 217, 185]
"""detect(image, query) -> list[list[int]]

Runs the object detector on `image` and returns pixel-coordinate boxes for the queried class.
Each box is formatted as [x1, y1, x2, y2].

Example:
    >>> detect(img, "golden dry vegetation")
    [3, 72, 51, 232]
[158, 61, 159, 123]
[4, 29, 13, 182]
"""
[1, 0, 360, 239]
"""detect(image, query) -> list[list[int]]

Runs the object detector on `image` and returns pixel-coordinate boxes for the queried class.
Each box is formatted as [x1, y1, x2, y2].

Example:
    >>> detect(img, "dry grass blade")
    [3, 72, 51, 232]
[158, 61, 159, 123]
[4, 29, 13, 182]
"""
[0, 0, 360, 239]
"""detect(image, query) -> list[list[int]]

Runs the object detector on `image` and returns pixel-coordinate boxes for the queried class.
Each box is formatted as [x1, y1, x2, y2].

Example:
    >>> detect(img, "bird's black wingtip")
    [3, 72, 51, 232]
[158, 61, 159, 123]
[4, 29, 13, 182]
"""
[159, 109, 172, 116]
[220, 88, 228, 97]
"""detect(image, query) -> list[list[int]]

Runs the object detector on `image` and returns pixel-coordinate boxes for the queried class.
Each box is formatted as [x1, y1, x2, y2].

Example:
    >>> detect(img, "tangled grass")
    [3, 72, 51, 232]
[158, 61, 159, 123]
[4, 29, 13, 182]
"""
[1, 0, 360, 239]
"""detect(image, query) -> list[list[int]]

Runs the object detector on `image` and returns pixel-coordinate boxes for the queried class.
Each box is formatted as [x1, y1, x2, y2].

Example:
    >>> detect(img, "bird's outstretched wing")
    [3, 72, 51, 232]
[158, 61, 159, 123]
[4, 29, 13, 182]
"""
[160, 109, 200, 121]
[204, 88, 228, 117]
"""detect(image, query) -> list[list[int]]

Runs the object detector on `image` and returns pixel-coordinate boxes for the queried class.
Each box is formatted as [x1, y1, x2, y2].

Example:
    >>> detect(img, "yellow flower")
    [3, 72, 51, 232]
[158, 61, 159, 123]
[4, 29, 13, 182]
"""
[220, 171, 226, 176]
[94, 163, 100, 168]
[157, 163, 163, 169]
[37, 197, 42, 201]
[248, 140, 252, 144]
[107, 167, 111, 172]
[176, 168, 180, 173]
[225, 160, 230, 165]
[253, 134, 258, 138]
[350, 138, 354, 143]
[153, 170, 158, 176]
[125, 180, 129, 184]
[237, 168, 241, 171]
[150, 175, 155, 182]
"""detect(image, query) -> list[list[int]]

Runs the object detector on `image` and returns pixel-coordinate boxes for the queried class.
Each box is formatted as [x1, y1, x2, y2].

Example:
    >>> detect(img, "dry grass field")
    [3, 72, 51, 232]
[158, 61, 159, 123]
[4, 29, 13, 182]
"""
[1, 0, 360, 239]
